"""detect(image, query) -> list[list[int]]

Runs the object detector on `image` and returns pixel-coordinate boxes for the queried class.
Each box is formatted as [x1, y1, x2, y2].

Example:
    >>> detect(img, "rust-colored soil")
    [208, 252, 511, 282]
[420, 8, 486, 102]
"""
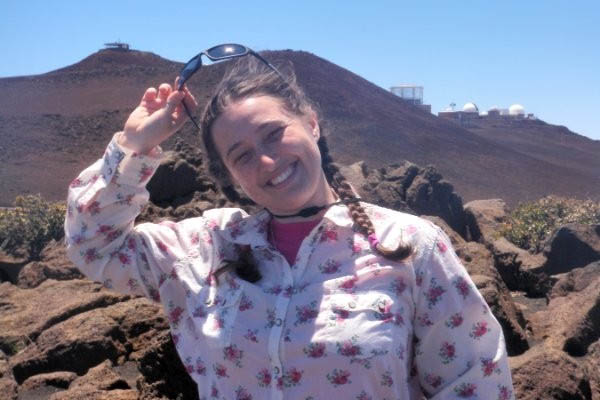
[1, 48, 598, 207]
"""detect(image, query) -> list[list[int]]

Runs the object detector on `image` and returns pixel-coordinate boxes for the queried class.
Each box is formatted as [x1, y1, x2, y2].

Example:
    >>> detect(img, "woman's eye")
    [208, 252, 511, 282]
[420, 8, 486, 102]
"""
[266, 127, 284, 142]
[235, 151, 253, 165]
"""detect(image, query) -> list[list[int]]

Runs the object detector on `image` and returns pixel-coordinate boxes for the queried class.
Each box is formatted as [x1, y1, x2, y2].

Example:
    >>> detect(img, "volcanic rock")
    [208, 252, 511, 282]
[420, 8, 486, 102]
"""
[18, 371, 77, 399]
[345, 161, 467, 237]
[532, 262, 600, 356]
[530, 262, 600, 357]
[405, 165, 466, 237]
[463, 198, 508, 243]
[9, 297, 165, 384]
[49, 388, 138, 400]
[585, 340, 600, 398]
[45, 360, 137, 399]
[136, 330, 198, 400]
[0, 349, 18, 400]
[17, 240, 84, 288]
[0, 279, 128, 357]
[489, 237, 549, 296]
[146, 141, 208, 205]
[540, 223, 600, 275]
[20, 371, 77, 391]
[0, 251, 28, 284]
[550, 260, 600, 299]
[510, 345, 594, 400]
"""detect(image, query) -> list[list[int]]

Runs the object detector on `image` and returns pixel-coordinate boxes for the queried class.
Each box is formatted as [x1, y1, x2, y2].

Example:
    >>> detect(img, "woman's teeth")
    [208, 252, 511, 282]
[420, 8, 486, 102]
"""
[270, 164, 294, 185]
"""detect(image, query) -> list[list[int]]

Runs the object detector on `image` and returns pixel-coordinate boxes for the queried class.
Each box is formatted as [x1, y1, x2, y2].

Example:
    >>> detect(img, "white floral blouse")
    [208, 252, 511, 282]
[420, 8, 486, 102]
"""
[65, 133, 514, 400]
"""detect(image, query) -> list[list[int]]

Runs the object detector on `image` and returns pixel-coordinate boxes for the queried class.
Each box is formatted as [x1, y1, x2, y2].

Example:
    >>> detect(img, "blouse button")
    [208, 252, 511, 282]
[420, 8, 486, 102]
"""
[329, 314, 337, 320]
[274, 366, 280, 375]
[348, 301, 356, 309]
[275, 318, 283, 326]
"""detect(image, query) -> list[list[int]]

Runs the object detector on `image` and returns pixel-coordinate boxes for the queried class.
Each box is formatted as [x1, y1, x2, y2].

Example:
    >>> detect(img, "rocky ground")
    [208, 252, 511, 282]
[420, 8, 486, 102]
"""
[1, 147, 599, 399]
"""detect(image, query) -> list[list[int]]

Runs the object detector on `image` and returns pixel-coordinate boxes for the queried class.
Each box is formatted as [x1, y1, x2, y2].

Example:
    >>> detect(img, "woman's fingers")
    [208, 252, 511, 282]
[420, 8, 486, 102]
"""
[158, 83, 172, 104]
[165, 90, 185, 114]
[141, 87, 157, 103]
[182, 85, 199, 109]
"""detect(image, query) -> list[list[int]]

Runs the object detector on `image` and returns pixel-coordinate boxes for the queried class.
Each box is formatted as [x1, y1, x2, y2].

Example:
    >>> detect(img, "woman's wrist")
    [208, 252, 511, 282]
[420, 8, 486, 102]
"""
[116, 131, 162, 158]
[117, 131, 157, 156]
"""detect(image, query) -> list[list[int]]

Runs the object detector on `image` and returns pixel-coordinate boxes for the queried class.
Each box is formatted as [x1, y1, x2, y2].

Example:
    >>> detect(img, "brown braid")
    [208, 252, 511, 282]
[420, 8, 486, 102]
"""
[213, 247, 261, 285]
[318, 136, 413, 261]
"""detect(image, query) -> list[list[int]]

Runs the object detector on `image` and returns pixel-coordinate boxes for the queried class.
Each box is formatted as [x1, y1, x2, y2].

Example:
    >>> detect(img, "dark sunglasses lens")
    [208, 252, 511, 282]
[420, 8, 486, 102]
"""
[179, 54, 202, 85]
[206, 44, 247, 59]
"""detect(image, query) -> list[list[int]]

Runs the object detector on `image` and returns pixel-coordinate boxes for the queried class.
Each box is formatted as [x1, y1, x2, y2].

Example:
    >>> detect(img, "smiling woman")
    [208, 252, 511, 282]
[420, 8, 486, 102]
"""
[64, 47, 515, 399]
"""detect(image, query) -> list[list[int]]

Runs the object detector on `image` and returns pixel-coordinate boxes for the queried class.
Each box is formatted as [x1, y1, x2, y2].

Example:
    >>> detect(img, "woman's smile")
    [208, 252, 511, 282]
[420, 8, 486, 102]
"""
[268, 161, 297, 186]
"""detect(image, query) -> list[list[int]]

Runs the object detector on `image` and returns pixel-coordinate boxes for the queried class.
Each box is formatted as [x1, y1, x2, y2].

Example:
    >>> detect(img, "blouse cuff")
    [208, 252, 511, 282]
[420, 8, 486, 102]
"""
[102, 132, 163, 187]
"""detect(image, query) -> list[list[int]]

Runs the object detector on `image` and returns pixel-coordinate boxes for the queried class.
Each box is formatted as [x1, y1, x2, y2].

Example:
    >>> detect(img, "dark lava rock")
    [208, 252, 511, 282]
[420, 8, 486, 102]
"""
[541, 224, 600, 275]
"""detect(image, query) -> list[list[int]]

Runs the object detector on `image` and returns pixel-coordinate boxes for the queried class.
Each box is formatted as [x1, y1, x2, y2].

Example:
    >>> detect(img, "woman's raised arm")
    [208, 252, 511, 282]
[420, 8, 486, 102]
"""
[64, 83, 206, 301]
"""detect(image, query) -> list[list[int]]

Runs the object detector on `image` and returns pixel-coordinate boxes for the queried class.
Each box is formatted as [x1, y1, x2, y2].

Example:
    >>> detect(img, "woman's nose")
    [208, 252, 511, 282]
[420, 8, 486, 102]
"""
[259, 153, 277, 170]
[258, 147, 278, 170]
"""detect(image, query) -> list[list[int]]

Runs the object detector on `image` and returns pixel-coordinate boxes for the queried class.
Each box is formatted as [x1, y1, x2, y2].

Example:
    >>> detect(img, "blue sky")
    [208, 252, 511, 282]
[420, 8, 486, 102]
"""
[2, 1, 599, 140]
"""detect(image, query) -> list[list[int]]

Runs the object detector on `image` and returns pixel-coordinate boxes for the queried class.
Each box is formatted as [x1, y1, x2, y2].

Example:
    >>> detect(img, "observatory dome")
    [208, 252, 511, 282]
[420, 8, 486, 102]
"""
[463, 102, 478, 113]
[488, 105, 499, 112]
[509, 104, 525, 115]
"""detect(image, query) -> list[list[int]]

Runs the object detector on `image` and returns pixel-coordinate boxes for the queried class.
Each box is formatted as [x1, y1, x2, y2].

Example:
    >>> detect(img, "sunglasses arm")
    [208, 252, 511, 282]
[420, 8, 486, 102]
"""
[250, 51, 285, 81]
[181, 100, 200, 130]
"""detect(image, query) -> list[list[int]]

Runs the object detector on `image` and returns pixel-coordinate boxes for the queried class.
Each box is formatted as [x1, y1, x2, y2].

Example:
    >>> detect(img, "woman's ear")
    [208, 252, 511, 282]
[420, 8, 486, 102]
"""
[307, 110, 320, 140]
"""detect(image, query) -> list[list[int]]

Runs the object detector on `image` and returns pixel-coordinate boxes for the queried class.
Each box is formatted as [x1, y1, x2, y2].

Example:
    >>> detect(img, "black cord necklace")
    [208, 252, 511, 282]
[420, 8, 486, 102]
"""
[267, 198, 361, 219]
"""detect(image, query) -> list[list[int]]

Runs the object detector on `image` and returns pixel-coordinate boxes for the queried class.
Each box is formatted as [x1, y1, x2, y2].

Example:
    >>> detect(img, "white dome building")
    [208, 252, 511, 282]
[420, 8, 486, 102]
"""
[509, 104, 525, 116]
[462, 102, 479, 113]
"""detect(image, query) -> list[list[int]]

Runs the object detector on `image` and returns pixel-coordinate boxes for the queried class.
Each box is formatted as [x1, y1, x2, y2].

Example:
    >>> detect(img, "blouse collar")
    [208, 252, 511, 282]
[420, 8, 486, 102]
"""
[216, 203, 355, 249]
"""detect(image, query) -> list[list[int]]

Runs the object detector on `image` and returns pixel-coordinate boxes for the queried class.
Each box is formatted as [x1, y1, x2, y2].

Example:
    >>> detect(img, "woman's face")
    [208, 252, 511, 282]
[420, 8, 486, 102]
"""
[212, 95, 335, 216]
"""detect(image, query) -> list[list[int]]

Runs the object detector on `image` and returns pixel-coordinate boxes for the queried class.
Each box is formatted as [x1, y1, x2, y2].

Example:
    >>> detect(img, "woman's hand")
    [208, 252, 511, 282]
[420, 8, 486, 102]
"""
[119, 81, 197, 154]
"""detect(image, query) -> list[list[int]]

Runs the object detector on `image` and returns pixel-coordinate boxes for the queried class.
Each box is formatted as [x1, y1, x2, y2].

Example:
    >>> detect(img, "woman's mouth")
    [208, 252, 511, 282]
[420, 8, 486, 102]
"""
[268, 162, 296, 186]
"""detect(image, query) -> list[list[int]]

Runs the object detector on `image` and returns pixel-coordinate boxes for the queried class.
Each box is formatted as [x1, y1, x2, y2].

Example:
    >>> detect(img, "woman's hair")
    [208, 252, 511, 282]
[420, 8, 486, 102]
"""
[200, 56, 412, 283]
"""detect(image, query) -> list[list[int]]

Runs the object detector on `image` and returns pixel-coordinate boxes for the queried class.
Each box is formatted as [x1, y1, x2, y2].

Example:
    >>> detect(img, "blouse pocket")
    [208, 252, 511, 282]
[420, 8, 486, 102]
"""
[315, 289, 408, 368]
[187, 275, 244, 348]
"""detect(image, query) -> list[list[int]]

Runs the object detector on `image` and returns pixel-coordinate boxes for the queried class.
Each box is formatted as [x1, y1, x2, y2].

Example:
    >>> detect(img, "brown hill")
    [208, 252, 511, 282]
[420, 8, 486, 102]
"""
[1, 48, 599, 207]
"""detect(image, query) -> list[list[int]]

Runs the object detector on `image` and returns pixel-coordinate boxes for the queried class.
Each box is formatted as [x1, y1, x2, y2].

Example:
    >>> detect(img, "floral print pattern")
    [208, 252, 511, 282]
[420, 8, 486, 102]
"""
[256, 368, 271, 387]
[470, 321, 491, 340]
[453, 276, 472, 299]
[454, 382, 477, 397]
[439, 341, 457, 364]
[425, 277, 446, 309]
[64, 134, 514, 399]
[446, 312, 464, 328]
[223, 344, 244, 367]
[304, 342, 327, 358]
[327, 369, 352, 386]
[277, 367, 303, 388]
[294, 301, 319, 326]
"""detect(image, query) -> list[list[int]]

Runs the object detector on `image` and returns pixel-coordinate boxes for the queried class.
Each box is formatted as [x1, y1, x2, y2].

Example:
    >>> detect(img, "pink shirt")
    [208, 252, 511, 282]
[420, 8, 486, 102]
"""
[64, 133, 514, 400]
[269, 218, 321, 265]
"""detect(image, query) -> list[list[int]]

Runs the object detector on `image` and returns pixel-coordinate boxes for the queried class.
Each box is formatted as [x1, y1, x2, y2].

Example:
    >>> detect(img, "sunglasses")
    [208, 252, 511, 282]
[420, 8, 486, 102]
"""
[177, 43, 284, 129]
